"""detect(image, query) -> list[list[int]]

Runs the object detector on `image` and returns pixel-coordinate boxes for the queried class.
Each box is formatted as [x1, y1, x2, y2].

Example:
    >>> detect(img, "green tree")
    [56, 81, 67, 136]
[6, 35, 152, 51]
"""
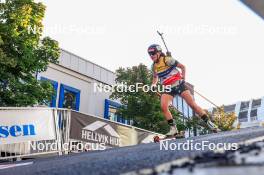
[0, 0, 60, 106]
[110, 64, 185, 134]
[212, 106, 237, 131]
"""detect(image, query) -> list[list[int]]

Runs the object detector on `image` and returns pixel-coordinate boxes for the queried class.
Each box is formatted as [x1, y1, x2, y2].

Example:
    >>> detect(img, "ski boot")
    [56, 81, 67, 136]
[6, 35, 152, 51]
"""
[165, 125, 178, 136]
[165, 125, 185, 138]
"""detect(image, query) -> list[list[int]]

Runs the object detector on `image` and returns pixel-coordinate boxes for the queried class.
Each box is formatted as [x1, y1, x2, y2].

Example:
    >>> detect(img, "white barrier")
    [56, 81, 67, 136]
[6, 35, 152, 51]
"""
[0, 108, 71, 161]
[0, 107, 164, 161]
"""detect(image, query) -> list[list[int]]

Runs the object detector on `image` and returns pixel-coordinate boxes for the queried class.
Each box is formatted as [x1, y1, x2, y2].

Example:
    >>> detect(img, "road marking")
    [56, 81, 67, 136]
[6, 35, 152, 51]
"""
[0, 162, 33, 170]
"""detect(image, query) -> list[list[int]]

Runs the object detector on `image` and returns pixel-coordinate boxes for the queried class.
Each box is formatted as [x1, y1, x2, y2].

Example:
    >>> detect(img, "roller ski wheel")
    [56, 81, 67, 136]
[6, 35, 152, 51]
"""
[153, 136, 160, 143]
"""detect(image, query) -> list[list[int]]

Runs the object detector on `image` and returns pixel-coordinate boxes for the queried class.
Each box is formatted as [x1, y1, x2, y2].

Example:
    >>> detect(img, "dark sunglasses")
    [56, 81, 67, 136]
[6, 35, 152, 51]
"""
[148, 51, 157, 56]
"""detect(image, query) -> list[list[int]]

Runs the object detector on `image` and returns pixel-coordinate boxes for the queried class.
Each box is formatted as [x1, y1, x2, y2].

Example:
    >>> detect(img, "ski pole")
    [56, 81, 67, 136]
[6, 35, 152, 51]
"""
[157, 31, 171, 56]
[184, 83, 220, 109]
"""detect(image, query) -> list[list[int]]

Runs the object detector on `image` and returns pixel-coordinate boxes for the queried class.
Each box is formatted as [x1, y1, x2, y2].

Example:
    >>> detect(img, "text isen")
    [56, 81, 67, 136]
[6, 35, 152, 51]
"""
[0, 124, 36, 138]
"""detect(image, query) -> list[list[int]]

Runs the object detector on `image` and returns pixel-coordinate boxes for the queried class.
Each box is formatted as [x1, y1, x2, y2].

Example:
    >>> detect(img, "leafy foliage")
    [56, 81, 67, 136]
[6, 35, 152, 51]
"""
[212, 106, 237, 131]
[0, 0, 60, 106]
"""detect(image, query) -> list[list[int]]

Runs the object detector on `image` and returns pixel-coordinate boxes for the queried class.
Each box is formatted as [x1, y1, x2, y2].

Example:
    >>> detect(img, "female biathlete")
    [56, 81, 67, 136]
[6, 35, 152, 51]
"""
[148, 44, 220, 136]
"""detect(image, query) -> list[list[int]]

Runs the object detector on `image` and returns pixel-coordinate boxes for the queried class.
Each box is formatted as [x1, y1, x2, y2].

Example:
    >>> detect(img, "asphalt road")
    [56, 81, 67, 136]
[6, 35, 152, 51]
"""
[1, 127, 264, 175]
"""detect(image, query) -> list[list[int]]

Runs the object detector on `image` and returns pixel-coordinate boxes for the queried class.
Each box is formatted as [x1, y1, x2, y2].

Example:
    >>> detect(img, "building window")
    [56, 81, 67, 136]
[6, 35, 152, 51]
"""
[250, 109, 258, 117]
[251, 116, 258, 121]
[104, 99, 130, 125]
[40, 77, 58, 107]
[59, 84, 80, 111]
[109, 107, 118, 122]
[250, 109, 258, 121]
[240, 101, 249, 111]
[252, 99, 261, 109]
[238, 111, 248, 122]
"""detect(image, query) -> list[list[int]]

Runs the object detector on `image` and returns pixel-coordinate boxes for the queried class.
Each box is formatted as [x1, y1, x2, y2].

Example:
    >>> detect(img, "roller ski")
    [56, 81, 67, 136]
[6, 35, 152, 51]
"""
[153, 125, 185, 143]
[200, 116, 221, 133]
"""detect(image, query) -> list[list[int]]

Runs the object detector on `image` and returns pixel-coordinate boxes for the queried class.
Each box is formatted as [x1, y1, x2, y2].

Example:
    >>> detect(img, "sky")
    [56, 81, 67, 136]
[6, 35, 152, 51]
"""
[36, 0, 264, 109]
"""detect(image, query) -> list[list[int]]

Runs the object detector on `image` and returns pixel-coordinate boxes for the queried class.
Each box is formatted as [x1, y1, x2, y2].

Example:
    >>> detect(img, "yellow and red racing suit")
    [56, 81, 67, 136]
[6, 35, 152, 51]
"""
[152, 56, 182, 86]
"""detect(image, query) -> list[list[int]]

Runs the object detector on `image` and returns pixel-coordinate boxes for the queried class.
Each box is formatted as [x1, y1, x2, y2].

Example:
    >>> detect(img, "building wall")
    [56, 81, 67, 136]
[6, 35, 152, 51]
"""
[38, 49, 116, 118]
[258, 97, 264, 121]
[59, 49, 116, 85]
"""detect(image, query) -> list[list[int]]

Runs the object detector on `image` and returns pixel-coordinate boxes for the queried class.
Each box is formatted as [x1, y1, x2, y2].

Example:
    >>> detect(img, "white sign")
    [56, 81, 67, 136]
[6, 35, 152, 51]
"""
[0, 109, 56, 144]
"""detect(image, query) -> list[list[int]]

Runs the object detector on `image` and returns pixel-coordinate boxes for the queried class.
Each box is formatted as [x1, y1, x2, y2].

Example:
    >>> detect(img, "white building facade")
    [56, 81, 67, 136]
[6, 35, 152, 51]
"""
[38, 49, 131, 124]
[210, 97, 264, 128]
